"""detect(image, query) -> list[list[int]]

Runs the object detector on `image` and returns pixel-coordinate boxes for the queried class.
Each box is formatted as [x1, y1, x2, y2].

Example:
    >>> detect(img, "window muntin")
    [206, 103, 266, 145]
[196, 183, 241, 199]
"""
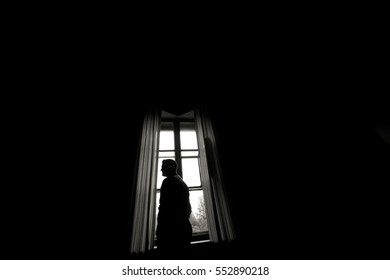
[181, 151, 199, 157]
[159, 151, 175, 157]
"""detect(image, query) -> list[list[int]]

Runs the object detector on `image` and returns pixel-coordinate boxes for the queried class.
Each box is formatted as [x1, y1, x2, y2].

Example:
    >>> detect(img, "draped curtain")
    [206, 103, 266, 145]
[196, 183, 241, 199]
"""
[130, 108, 161, 254]
[194, 108, 236, 243]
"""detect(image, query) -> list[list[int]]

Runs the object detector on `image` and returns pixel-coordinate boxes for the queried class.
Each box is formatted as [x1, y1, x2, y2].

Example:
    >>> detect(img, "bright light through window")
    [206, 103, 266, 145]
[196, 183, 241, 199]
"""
[159, 131, 174, 150]
[189, 190, 208, 233]
[180, 131, 198, 149]
[182, 158, 201, 187]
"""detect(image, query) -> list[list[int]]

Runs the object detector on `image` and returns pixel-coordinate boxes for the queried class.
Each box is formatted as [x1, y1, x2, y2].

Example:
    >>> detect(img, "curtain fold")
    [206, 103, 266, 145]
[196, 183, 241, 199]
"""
[194, 108, 236, 243]
[130, 108, 160, 254]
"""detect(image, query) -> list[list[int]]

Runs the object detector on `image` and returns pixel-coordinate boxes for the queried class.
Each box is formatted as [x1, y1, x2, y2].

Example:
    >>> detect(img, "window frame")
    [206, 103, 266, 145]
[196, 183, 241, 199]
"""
[156, 117, 209, 243]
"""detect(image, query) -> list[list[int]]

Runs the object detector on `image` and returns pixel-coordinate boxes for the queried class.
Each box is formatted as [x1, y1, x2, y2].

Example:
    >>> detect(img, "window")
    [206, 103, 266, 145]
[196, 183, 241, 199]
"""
[130, 108, 235, 254]
[156, 112, 209, 242]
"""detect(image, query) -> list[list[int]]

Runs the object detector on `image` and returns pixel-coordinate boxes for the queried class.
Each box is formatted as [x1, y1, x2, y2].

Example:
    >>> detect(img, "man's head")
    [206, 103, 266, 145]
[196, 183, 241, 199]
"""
[161, 159, 177, 177]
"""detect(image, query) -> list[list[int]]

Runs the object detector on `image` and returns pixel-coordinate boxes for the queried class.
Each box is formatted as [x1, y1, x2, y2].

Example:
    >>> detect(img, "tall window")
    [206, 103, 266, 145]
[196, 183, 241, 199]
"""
[155, 114, 208, 242]
[130, 108, 235, 254]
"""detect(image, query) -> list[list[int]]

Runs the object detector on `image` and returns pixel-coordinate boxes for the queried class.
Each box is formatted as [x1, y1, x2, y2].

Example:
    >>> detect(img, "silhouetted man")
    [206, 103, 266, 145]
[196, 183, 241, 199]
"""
[156, 159, 192, 257]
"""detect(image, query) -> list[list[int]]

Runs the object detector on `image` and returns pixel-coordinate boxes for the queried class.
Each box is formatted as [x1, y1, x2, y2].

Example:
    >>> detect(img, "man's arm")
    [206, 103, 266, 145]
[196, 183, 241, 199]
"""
[158, 179, 169, 217]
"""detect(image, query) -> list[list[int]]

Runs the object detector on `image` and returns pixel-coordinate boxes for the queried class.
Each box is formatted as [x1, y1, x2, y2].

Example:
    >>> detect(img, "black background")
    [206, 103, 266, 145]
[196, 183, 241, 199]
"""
[3, 21, 389, 260]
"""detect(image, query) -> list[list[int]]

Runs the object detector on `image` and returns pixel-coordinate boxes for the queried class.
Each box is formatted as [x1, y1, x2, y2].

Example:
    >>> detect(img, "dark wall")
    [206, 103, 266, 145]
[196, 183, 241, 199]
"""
[4, 96, 146, 259]
[209, 99, 390, 259]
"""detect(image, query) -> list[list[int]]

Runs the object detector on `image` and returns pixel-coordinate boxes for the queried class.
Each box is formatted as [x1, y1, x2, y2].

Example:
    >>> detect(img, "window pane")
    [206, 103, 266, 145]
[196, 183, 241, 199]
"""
[159, 151, 175, 157]
[181, 151, 199, 157]
[182, 158, 201, 187]
[161, 122, 173, 130]
[189, 190, 208, 233]
[156, 192, 160, 214]
[159, 130, 174, 150]
[155, 191, 160, 238]
[180, 122, 195, 130]
[156, 157, 174, 189]
[180, 130, 198, 149]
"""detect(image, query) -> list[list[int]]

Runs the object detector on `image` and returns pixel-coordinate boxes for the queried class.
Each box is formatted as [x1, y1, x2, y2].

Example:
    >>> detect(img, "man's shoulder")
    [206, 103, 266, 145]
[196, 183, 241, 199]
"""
[163, 175, 188, 187]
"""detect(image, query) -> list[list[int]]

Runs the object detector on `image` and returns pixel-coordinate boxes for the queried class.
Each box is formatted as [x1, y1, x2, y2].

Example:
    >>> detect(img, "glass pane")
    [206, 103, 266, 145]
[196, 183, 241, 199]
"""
[189, 190, 208, 233]
[156, 192, 160, 215]
[156, 157, 174, 189]
[155, 191, 160, 238]
[181, 151, 199, 157]
[159, 151, 175, 157]
[180, 130, 198, 150]
[180, 122, 195, 130]
[161, 122, 173, 130]
[182, 158, 201, 187]
[159, 130, 174, 150]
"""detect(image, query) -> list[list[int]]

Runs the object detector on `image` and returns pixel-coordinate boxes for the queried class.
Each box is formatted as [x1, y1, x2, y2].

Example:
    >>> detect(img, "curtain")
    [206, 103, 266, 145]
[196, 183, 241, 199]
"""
[194, 108, 236, 243]
[130, 108, 160, 254]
